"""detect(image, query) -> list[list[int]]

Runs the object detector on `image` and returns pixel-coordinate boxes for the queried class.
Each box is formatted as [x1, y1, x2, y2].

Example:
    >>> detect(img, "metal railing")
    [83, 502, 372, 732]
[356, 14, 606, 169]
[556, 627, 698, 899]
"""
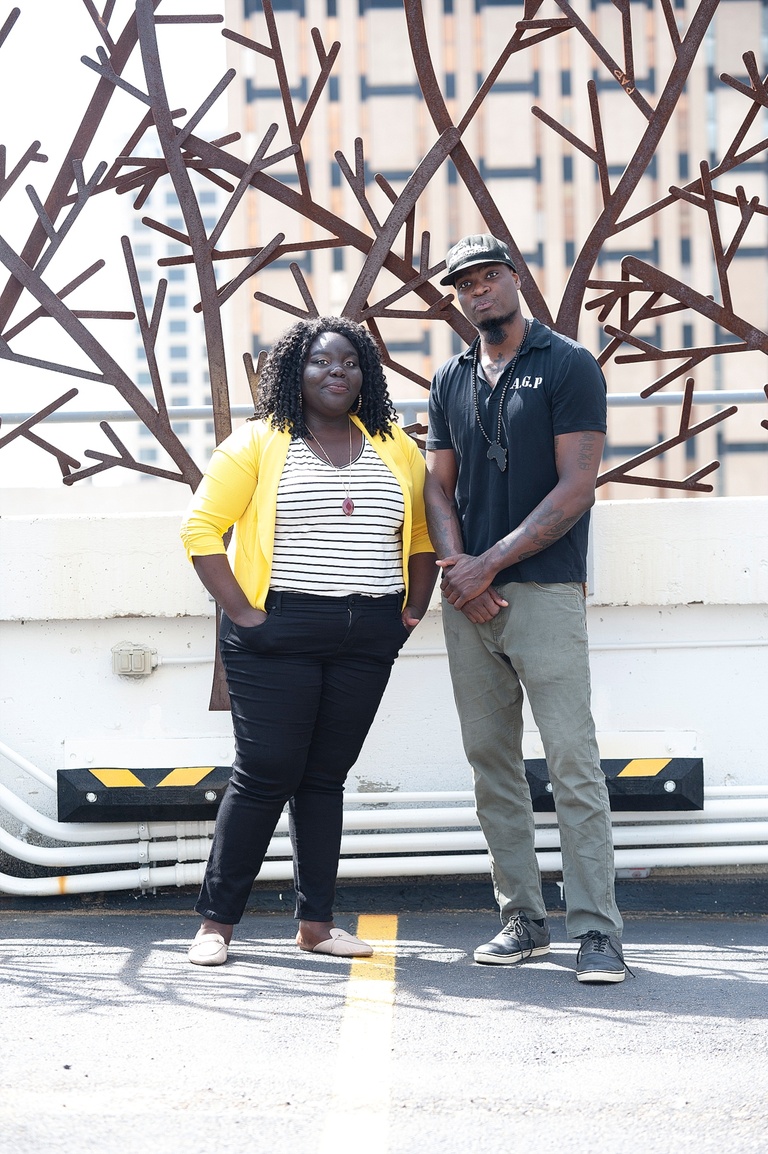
[3, 391, 767, 429]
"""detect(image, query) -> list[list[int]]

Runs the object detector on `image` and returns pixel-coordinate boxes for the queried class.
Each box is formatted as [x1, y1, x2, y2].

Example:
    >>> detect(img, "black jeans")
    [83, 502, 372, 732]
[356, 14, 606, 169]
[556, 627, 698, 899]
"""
[195, 590, 409, 924]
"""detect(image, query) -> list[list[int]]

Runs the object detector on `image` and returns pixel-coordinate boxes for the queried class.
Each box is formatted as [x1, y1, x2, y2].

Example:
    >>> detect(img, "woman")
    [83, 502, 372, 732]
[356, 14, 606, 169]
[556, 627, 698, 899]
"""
[180, 316, 436, 965]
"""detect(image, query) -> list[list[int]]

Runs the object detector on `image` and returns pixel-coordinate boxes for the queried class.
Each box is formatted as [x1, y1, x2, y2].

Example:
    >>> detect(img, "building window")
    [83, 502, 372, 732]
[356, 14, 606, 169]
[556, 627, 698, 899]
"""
[171, 371, 189, 384]
[170, 345, 188, 359]
[169, 320, 187, 333]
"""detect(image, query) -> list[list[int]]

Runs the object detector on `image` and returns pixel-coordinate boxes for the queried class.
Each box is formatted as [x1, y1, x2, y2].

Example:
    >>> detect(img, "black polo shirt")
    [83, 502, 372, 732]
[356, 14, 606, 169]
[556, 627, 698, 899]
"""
[426, 318, 607, 584]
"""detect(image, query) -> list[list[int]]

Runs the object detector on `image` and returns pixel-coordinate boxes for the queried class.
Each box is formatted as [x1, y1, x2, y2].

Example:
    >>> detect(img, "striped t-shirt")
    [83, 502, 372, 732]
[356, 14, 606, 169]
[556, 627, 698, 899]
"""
[270, 437, 405, 596]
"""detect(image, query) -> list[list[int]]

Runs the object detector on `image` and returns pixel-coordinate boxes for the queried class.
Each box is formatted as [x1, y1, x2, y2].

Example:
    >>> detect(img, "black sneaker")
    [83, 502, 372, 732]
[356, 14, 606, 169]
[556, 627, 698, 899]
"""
[473, 912, 551, 965]
[576, 930, 627, 983]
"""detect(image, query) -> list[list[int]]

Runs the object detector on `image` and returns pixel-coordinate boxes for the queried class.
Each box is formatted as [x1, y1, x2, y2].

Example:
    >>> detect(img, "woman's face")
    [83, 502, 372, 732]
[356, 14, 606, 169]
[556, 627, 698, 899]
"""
[300, 331, 363, 424]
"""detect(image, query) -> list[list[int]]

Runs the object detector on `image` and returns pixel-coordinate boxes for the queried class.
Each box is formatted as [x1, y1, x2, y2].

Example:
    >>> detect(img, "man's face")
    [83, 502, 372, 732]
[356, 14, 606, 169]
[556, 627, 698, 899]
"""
[453, 262, 521, 330]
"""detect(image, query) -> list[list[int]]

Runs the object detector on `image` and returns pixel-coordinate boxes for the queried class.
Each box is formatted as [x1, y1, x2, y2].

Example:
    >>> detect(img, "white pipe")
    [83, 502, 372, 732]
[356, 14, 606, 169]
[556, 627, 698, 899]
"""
[590, 639, 768, 652]
[8, 839, 768, 898]
[345, 787, 768, 805]
[149, 636, 768, 664]
[5, 811, 766, 873]
[3, 779, 768, 851]
[265, 821, 768, 858]
[0, 740, 56, 791]
[0, 780, 215, 844]
[0, 824, 212, 868]
[0, 861, 207, 896]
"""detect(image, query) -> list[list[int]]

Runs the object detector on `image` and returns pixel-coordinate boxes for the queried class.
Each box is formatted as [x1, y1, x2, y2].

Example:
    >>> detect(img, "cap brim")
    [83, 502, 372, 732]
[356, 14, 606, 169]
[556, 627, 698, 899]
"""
[438, 257, 516, 287]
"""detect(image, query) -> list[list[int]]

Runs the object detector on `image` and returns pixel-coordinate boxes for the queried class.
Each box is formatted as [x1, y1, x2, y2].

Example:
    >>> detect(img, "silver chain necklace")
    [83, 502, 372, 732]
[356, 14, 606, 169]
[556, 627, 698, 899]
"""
[471, 318, 530, 472]
[304, 419, 356, 516]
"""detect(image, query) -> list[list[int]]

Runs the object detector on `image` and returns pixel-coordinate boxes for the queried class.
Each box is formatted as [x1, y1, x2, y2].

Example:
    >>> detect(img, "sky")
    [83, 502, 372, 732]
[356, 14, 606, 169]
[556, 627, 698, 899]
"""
[0, 1, 227, 489]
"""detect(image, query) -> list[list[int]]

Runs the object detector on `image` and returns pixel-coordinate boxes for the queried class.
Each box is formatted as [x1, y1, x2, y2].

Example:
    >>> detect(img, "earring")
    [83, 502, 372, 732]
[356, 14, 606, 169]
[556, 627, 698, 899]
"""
[350, 393, 363, 415]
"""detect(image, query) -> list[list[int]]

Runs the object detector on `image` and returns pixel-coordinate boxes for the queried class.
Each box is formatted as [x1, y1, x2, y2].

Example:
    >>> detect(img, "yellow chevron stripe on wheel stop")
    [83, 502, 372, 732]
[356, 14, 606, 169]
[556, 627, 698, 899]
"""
[156, 767, 215, 787]
[89, 769, 146, 788]
[617, 758, 672, 777]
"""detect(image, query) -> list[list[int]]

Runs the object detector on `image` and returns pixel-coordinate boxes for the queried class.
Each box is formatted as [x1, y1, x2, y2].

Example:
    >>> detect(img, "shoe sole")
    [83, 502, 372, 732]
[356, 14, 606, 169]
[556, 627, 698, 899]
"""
[577, 968, 625, 983]
[473, 944, 551, 965]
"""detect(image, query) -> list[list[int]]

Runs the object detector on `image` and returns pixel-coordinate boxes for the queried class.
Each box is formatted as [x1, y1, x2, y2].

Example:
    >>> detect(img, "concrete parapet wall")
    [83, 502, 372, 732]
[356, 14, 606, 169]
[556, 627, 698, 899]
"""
[1, 497, 766, 814]
[590, 497, 768, 606]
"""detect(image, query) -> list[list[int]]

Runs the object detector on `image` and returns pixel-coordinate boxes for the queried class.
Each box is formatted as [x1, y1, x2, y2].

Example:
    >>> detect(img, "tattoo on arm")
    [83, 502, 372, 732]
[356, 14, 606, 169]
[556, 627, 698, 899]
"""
[557, 430, 602, 472]
[497, 431, 602, 565]
[426, 497, 464, 559]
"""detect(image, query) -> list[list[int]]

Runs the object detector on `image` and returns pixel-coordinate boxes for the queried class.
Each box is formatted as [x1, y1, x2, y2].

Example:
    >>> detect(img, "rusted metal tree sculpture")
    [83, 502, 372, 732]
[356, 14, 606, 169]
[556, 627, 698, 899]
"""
[1, 0, 767, 496]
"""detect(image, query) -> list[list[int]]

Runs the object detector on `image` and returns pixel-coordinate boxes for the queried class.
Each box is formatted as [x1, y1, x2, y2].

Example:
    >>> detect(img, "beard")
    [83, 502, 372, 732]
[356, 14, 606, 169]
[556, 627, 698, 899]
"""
[476, 312, 516, 345]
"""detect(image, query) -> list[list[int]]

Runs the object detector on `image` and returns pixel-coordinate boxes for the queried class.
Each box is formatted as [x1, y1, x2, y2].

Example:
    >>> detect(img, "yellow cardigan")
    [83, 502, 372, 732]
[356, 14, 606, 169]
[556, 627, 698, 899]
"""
[180, 415, 433, 611]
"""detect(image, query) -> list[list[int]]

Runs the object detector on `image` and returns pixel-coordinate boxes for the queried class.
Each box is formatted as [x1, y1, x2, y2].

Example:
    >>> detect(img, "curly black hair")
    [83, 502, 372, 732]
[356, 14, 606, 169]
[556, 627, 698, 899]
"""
[250, 316, 397, 439]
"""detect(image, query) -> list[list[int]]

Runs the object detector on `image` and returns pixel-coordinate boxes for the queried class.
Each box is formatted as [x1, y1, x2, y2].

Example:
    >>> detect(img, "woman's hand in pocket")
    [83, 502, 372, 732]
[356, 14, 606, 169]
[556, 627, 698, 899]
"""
[231, 606, 268, 629]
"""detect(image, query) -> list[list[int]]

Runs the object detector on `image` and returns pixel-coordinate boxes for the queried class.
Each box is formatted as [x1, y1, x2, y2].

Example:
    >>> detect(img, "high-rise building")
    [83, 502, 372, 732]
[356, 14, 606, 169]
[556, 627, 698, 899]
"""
[130, 182, 221, 477]
[220, 0, 767, 497]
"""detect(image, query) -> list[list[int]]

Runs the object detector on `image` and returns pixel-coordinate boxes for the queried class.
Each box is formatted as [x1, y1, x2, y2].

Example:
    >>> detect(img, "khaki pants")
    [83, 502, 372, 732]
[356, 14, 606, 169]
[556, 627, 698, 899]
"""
[442, 582, 622, 939]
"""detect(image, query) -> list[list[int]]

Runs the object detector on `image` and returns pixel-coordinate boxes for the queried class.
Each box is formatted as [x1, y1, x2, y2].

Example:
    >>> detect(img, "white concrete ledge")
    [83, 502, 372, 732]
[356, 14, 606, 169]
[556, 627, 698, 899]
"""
[590, 497, 768, 606]
[2, 496, 767, 620]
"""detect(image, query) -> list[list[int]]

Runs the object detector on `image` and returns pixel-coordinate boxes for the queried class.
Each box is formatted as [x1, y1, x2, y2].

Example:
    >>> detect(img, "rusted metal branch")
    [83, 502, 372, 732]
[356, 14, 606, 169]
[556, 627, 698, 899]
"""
[0, 141, 47, 203]
[136, 0, 231, 445]
[121, 236, 168, 419]
[659, 0, 682, 54]
[359, 233, 452, 322]
[1, 261, 107, 342]
[207, 129, 298, 251]
[209, 232, 286, 309]
[296, 27, 341, 137]
[174, 69, 236, 151]
[0, 4, 160, 332]
[28, 160, 108, 277]
[404, 0, 552, 328]
[63, 422, 186, 486]
[0, 387, 79, 450]
[81, 0, 116, 52]
[254, 261, 320, 321]
[0, 6, 20, 50]
[598, 379, 737, 491]
[81, 45, 152, 105]
[553, 0, 652, 119]
[335, 139, 382, 236]
[556, 0, 721, 336]
[343, 128, 461, 318]
[0, 230, 201, 487]
[242, 350, 266, 408]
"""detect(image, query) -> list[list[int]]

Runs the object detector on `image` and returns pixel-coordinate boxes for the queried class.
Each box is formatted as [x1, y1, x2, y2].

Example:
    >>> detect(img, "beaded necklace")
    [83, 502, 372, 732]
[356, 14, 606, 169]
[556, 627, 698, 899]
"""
[471, 318, 530, 472]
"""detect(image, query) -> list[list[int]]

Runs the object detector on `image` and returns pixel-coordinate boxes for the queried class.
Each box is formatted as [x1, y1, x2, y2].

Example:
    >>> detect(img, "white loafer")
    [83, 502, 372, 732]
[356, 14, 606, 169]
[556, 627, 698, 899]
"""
[187, 931, 228, 966]
[302, 928, 374, 958]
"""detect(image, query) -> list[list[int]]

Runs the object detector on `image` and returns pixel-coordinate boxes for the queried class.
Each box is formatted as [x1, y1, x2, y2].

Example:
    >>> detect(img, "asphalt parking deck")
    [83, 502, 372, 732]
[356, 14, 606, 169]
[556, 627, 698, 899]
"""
[1, 879, 767, 1154]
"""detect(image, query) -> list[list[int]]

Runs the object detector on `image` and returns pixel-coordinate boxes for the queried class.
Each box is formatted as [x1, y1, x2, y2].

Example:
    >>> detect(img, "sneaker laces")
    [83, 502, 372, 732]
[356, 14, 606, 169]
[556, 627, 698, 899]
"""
[579, 930, 635, 976]
[502, 913, 536, 960]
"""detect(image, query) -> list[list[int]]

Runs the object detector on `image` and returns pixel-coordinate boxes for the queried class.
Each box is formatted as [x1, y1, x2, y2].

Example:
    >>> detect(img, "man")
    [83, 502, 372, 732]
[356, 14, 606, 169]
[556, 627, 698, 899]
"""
[424, 234, 625, 983]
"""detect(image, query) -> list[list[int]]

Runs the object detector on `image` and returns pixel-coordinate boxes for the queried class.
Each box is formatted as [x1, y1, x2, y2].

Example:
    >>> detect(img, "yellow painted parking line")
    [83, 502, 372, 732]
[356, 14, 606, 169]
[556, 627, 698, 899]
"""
[317, 914, 398, 1154]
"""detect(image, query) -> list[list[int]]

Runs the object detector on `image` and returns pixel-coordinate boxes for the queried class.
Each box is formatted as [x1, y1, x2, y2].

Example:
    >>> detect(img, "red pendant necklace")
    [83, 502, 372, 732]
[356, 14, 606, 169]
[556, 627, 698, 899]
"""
[305, 419, 356, 516]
